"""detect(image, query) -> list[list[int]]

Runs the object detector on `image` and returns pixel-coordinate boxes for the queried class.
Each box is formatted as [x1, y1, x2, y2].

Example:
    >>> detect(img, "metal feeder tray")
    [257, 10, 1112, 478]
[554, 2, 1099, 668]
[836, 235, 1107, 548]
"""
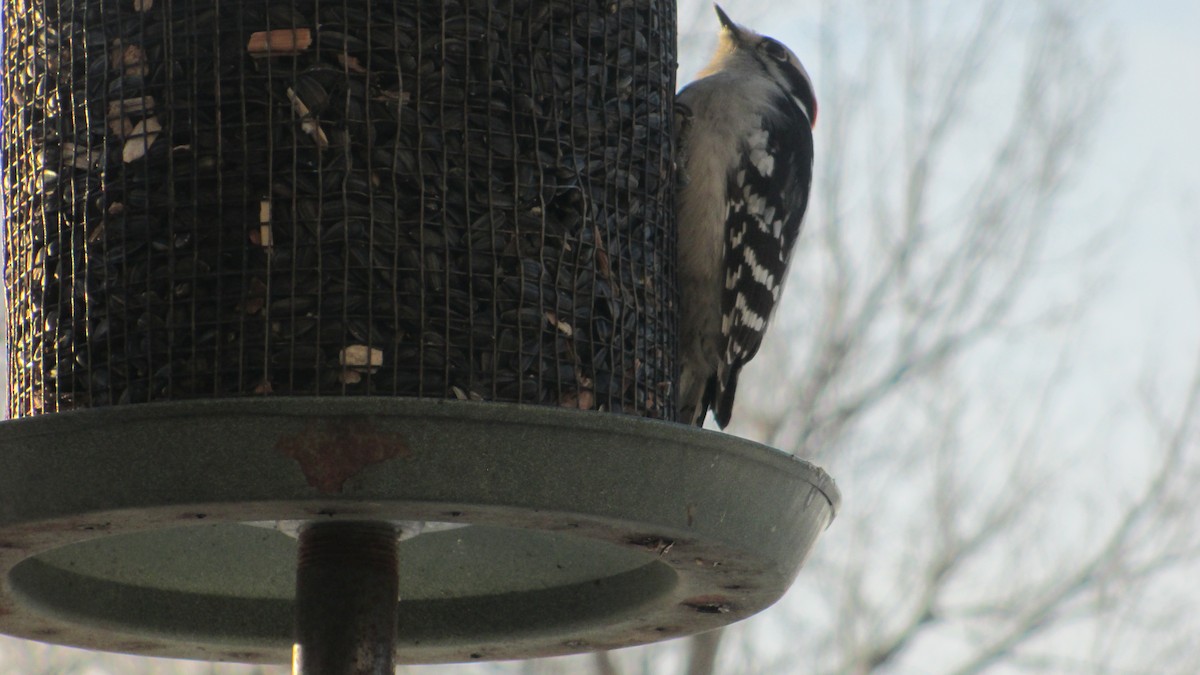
[0, 398, 838, 665]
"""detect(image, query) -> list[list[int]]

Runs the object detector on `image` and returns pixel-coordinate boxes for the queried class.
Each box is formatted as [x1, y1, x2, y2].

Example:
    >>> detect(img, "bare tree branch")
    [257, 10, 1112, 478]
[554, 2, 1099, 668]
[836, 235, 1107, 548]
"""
[593, 651, 622, 675]
[684, 631, 722, 675]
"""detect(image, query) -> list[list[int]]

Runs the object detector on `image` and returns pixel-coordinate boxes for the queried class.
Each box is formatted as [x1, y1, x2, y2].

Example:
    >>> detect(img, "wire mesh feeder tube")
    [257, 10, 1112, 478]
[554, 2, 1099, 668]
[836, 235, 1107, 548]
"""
[3, 0, 678, 418]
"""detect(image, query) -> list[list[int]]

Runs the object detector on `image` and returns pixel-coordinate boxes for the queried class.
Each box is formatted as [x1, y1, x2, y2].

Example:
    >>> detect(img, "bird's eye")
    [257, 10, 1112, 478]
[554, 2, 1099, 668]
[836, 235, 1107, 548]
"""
[762, 40, 789, 62]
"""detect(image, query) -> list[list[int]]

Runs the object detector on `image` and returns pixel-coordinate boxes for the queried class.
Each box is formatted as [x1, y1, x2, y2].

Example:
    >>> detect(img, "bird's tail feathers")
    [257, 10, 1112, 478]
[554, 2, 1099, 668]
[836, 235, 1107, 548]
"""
[712, 364, 742, 429]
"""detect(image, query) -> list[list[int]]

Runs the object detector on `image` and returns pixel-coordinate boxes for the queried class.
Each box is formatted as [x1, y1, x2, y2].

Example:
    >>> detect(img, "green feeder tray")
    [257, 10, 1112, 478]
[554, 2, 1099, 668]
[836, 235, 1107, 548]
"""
[0, 398, 838, 665]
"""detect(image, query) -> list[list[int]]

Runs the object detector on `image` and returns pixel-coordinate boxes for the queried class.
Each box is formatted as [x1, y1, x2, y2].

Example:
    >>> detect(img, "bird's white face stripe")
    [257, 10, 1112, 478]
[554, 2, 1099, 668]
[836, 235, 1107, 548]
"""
[790, 96, 811, 125]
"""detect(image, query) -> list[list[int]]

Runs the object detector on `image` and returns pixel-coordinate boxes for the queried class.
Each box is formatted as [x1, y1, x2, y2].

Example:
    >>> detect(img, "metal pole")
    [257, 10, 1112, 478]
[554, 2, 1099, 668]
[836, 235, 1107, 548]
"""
[293, 521, 399, 675]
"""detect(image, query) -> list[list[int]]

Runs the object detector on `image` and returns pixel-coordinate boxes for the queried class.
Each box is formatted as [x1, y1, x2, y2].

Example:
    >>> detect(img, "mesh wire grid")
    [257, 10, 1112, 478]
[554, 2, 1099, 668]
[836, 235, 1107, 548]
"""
[3, 0, 678, 420]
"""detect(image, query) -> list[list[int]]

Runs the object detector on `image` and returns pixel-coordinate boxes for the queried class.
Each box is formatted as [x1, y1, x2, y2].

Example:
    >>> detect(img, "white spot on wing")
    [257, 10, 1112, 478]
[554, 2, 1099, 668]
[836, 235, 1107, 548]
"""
[734, 293, 766, 332]
[727, 337, 747, 362]
[746, 128, 774, 177]
[743, 192, 768, 230]
[728, 227, 744, 248]
[740, 247, 776, 290]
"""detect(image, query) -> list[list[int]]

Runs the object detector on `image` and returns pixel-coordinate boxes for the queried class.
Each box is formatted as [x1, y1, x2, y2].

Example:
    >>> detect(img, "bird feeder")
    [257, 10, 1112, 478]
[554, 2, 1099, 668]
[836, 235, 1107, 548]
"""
[0, 0, 838, 670]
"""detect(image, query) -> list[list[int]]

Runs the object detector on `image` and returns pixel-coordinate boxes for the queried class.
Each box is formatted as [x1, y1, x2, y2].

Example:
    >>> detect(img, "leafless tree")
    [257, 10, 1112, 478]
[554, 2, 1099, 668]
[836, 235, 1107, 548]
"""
[669, 0, 1200, 672]
[591, 0, 1200, 674]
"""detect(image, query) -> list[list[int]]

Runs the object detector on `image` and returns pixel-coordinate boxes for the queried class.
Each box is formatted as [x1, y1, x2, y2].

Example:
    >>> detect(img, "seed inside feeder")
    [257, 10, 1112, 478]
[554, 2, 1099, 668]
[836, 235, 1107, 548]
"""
[5, 0, 677, 420]
[121, 116, 161, 163]
[340, 346, 383, 372]
[247, 29, 313, 57]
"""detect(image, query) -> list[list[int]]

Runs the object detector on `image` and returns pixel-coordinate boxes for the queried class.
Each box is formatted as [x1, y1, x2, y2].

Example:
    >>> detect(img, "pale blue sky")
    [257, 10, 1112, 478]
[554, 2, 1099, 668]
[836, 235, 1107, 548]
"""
[1075, 0, 1200, 386]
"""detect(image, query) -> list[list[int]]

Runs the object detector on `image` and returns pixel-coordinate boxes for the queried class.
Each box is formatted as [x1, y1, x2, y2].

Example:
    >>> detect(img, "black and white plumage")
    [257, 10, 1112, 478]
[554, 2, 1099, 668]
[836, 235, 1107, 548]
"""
[675, 5, 817, 428]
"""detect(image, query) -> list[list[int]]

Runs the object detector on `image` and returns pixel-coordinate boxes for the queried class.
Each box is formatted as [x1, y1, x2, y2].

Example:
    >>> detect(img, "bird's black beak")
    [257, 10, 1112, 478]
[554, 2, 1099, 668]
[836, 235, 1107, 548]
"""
[714, 4, 736, 32]
[714, 5, 746, 44]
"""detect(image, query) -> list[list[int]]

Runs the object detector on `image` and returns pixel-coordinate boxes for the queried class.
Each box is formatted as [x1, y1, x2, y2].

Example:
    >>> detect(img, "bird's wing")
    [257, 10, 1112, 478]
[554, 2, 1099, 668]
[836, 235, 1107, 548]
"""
[715, 103, 814, 427]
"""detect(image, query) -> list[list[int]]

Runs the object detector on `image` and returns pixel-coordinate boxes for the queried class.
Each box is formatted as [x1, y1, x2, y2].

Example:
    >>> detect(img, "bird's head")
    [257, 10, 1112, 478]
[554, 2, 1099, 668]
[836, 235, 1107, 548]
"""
[708, 4, 818, 128]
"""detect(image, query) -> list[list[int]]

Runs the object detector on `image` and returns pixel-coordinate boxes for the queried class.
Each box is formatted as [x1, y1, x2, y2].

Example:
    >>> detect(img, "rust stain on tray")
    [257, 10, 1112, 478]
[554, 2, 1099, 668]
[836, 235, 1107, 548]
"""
[277, 417, 412, 493]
